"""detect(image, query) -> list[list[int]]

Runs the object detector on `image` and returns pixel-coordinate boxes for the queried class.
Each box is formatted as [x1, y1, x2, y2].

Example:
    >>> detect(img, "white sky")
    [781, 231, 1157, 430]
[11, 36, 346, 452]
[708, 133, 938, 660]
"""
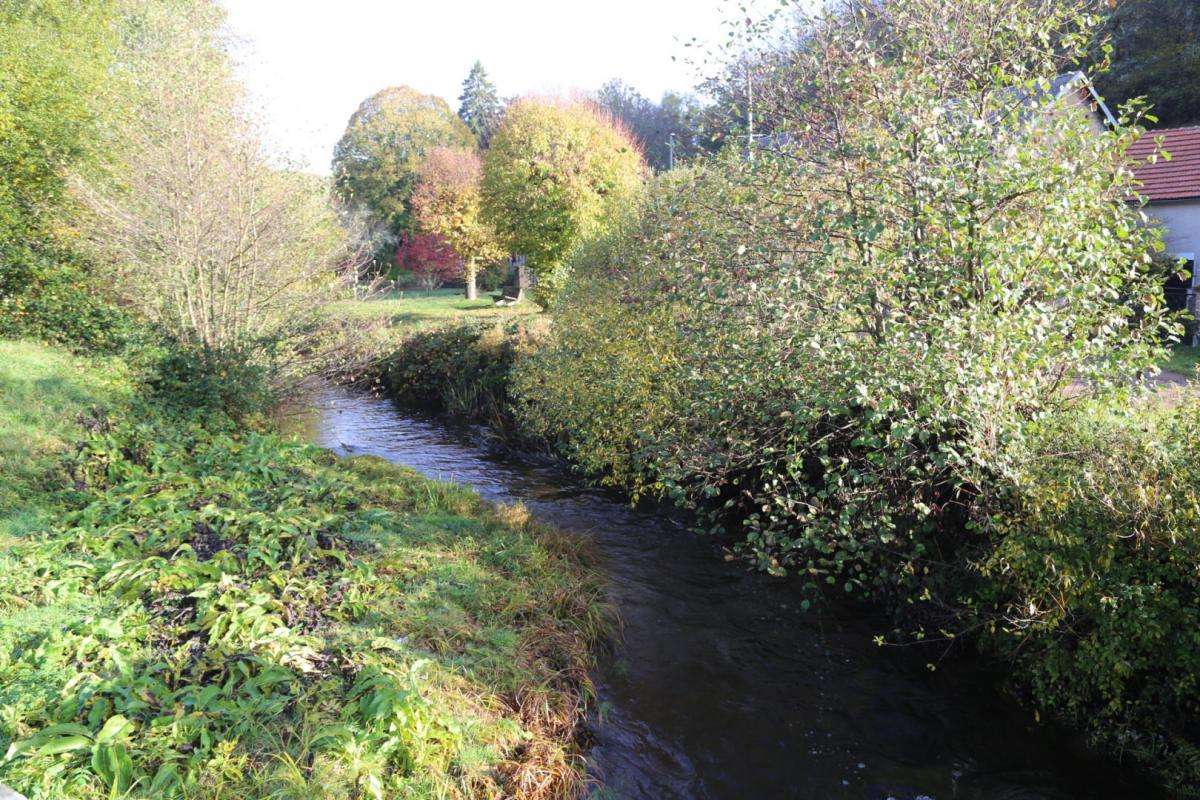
[219, 1, 735, 174]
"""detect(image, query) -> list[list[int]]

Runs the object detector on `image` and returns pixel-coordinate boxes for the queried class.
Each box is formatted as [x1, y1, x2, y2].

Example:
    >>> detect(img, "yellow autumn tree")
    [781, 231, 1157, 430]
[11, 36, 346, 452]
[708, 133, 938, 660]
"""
[481, 99, 647, 306]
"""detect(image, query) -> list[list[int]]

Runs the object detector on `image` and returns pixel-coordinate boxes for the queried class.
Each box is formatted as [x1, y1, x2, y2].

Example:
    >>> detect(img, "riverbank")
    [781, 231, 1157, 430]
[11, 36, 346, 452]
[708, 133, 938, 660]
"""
[341, 290, 1200, 796]
[0, 339, 609, 800]
[312, 384, 1169, 799]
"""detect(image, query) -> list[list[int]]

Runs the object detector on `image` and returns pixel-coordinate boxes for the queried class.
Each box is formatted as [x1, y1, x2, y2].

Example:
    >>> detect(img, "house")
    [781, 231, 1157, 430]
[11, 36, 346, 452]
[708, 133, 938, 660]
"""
[1035, 71, 1117, 131]
[1128, 126, 1200, 326]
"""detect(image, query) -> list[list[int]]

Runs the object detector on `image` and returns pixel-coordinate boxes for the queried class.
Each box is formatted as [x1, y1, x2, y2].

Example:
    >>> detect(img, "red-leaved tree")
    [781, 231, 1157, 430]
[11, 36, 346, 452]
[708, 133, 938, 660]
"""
[412, 147, 503, 300]
[396, 233, 460, 290]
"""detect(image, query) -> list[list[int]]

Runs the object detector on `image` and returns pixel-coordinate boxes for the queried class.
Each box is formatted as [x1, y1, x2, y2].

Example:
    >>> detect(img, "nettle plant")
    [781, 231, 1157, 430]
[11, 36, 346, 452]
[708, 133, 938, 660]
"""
[530, 0, 1172, 605]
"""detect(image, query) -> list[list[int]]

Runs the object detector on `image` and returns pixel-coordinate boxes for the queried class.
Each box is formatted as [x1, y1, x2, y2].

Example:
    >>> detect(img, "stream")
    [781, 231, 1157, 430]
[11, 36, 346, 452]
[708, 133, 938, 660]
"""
[307, 386, 1159, 800]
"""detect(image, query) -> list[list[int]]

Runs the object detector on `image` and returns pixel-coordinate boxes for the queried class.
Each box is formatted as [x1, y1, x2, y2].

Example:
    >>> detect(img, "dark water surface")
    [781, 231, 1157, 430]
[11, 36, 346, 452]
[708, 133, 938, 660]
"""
[307, 386, 1158, 800]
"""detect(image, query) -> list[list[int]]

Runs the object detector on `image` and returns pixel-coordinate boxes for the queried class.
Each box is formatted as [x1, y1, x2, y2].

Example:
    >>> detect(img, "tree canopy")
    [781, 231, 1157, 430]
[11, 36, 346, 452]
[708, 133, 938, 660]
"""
[481, 99, 646, 305]
[412, 147, 502, 300]
[1095, 0, 1200, 128]
[332, 86, 474, 242]
[593, 80, 711, 171]
[457, 61, 502, 147]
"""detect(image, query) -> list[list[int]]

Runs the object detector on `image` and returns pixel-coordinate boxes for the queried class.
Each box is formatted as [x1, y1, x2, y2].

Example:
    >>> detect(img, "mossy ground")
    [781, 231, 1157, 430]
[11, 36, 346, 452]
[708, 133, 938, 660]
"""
[0, 339, 609, 800]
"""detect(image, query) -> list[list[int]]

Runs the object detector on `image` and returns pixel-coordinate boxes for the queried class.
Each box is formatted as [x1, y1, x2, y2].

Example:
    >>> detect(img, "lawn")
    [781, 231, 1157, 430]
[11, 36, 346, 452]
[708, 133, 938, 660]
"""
[1163, 344, 1200, 380]
[331, 288, 539, 330]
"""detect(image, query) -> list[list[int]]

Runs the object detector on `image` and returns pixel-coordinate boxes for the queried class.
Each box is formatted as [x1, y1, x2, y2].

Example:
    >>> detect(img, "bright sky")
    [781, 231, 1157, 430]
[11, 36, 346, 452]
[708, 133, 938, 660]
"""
[219, 1, 734, 174]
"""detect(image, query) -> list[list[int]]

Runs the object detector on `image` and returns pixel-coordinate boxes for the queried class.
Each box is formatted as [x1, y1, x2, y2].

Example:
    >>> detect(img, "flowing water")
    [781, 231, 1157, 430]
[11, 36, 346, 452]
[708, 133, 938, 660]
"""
[306, 386, 1160, 800]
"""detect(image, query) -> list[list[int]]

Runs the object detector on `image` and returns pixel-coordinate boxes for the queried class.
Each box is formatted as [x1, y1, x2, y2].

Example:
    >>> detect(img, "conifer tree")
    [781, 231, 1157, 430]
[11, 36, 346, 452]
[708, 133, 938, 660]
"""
[457, 61, 502, 146]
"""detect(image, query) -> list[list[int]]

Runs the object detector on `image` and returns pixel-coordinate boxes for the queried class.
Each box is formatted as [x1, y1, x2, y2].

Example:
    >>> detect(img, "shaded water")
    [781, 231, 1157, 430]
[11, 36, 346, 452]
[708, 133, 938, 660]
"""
[308, 386, 1158, 800]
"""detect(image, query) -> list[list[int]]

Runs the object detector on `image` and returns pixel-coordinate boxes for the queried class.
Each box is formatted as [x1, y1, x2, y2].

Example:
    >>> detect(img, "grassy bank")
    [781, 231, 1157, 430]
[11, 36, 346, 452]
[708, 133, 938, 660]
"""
[0, 339, 608, 800]
[0, 342, 133, 542]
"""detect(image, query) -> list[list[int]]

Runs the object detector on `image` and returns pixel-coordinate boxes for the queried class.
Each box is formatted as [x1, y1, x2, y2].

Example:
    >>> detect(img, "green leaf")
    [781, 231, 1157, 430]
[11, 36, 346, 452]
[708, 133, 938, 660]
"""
[35, 735, 93, 756]
[95, 715, 132, 745]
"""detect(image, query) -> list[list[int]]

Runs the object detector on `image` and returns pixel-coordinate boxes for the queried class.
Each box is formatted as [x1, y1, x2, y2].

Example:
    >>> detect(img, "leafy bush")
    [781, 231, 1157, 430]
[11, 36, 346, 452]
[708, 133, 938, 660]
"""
[138, 341, 272, 422]
[0, 248, 135, 353]
[517, 0, 1172, 588]
[976, 400, 1200, 790]
[510, 185, 684, 495]
[507, 2, 1200, 784]
[380, 320, 549, 433]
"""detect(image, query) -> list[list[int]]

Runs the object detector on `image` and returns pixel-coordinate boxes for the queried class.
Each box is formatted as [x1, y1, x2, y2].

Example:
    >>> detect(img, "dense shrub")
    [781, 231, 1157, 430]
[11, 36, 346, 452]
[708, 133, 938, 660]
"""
[977, 401, 1200, 790]
[516, 0, 1172, 592]
[0, 248, 135, 353]
[380, 320, 549, 433]
[138, 341, 272, 422]
[510, 178, 688, 495]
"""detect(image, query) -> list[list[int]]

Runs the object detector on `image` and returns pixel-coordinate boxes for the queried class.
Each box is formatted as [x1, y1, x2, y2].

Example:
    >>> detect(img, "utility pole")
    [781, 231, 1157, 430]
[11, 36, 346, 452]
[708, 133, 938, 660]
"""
[667, 132, 677, 171]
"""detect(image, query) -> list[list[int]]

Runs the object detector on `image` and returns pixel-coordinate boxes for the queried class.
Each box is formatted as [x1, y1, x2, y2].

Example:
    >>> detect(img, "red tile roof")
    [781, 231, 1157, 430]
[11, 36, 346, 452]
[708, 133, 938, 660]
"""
[1129, 126, 1200, 203]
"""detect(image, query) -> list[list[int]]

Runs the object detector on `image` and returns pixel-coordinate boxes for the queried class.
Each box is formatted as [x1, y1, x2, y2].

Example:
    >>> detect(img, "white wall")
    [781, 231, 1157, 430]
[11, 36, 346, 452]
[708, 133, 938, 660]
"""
[1148, 200, 1200, 260]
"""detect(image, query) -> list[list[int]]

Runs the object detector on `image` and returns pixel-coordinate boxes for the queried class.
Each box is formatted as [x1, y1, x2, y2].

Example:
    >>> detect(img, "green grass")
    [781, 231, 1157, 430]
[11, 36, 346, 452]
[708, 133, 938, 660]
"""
[0, 340, 132, 538]
[1163, 344, 1200, 379]
[331, 289, 539, 331]
[0, 339, 608, 800]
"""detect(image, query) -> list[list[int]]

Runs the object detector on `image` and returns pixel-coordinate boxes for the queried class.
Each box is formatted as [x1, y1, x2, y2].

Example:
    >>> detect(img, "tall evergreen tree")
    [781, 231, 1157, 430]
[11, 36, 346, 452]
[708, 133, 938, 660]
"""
[457, 61, 501, 146]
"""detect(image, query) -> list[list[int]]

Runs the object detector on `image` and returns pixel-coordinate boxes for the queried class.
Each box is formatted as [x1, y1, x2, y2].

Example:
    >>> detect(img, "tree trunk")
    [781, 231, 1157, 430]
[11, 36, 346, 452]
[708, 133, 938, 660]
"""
[465, 259, 478, 301]
[515, 262, 529, 303]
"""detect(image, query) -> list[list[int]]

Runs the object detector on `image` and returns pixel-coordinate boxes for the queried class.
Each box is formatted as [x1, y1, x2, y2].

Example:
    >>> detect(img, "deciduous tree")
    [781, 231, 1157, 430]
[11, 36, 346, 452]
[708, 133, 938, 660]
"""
[481, 99, 646, 306]
[412, 147, 502, 300]
[332, 86, 474, 247]
[76, 0, 364, 369]
[397, 233, 459, 290]
[1095, 0, 1200, 128]
[594, 80, 710, 171]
